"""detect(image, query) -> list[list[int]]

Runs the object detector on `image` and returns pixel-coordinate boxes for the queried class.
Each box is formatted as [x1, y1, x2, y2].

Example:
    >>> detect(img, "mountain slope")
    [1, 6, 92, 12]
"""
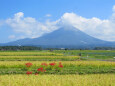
[1, 26, 114, 48]
[30, 26, 108, 45]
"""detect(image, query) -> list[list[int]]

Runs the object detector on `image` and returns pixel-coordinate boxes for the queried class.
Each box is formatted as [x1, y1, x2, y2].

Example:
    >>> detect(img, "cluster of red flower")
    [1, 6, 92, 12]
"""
[49, 62, 56, 66]
[41, 63, 48, 66]
[37, 67, 46, 72]
[26, 71, 32, 75]
[25, 62, 63, 75]
[25, 63, 33, 67]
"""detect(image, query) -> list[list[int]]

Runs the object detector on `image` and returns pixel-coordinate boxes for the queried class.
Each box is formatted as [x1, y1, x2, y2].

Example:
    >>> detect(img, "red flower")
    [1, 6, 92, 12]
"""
[41, 69, 46, 72]
[41, 63, 48, 66]
[35, 73, 38, 75]
[49, 62, 56, 66]
[26, 71, 32, 75]
[59, 62, 63, 68]
[59, 64, 63, 68]
[37, 67, 43, 71]
[37, 67, 46, 72]
[44, 70, 46, 72]
[25, 63, 33, 67]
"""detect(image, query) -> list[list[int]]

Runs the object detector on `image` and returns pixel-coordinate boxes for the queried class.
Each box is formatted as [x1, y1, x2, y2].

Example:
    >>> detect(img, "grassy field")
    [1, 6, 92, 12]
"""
[0, 51, 63, 56]
[0, 61, 115, 74]
[53, 50, 115, 61]
[0, 74, 115, 86]
[0, 56, 80, 61]
[0, 50, 115, 86]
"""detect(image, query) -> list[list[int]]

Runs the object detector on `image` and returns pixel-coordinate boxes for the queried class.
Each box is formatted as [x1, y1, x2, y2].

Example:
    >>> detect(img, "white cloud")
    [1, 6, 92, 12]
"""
[45, 14, 52, 17]
[6, 12, 58, 39]
[113, 5, 115, 12]
[59, 11, 115, 41]
[1, 5, 115, 41]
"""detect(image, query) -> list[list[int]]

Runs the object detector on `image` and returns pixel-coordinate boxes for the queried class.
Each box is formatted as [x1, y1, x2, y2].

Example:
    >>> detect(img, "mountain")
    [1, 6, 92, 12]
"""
[1, 26, 115, 48]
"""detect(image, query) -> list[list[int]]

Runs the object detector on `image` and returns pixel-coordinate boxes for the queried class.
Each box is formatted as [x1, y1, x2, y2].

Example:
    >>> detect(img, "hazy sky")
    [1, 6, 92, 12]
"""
[0, 0, 115, 43]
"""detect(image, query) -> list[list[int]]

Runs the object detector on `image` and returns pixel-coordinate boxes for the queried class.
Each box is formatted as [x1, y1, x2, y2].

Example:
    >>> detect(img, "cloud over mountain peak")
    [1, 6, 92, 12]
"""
[1, 5, 115, 41]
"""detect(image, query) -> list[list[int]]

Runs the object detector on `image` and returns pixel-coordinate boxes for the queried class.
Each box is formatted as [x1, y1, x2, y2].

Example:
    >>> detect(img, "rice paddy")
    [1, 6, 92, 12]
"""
[0, 74, 115, 86]
[0, 50, 115, 86]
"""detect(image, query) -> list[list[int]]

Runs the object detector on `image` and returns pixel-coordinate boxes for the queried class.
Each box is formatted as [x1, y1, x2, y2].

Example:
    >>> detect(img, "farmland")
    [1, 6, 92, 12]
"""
[0, 50, 115, 86]
[0, 74, 115, 86]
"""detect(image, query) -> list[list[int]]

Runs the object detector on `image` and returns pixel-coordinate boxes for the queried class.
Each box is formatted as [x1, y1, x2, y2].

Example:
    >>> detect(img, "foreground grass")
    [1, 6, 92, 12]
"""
[0, 74, 115, 86]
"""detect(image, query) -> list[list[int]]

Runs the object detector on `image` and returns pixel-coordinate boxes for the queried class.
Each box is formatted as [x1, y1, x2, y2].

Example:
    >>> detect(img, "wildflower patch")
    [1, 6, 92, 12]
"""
[25, 62, 63, 75]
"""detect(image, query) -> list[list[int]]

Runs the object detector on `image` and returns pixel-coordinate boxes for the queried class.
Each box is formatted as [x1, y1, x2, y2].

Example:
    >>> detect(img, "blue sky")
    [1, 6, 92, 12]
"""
[0, 0, 114, 20]
[0, 0, 115, 43]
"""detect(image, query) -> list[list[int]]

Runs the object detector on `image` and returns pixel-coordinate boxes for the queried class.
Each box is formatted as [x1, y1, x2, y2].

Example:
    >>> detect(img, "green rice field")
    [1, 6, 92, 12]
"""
[0, 50, 115, 86]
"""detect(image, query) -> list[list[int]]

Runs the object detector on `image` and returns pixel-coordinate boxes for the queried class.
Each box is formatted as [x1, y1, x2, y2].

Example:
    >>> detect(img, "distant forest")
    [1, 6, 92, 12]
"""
[0, 46, 42, 51]
[0, 46, 115, 51]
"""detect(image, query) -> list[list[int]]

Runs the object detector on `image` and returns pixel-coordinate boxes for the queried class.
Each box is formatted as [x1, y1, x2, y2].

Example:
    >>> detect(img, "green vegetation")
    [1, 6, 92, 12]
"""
[0, 61, 114, 74]
[0, 56, 80, 61]
[53, 50, 115, 61]
[0, 46, 42, 50]
[0, 51, 63, 56]
[0, 50, 115, 86]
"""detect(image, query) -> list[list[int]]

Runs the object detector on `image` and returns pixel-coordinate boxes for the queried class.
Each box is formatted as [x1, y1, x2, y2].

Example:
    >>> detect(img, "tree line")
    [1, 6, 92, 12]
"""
[0, 46, 115, 51]
[0, 46, 42, 51]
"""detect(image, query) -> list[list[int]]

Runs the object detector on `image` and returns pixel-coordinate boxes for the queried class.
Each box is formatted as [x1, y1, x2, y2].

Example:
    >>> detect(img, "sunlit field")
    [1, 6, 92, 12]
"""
[0, 50, 115, 86]
[0, 74, 115, 86]
[0, 51, 63, 56]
